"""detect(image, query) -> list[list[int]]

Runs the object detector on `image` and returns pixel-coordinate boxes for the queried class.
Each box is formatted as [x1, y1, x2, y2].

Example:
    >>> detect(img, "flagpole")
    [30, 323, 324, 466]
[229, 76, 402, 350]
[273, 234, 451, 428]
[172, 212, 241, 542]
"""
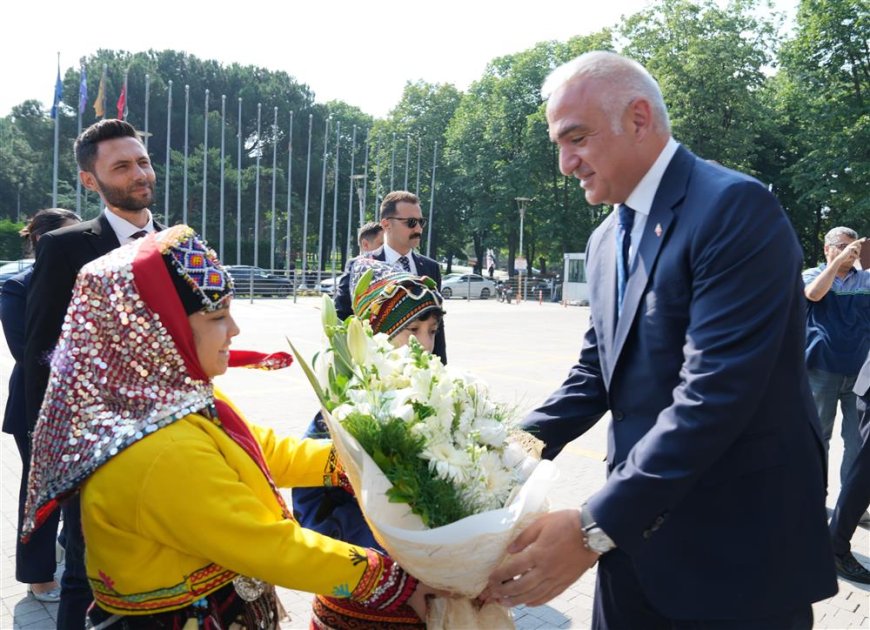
[389, 132, 397, 190]
[345, 124, 357, 262]
[220, 94, 226, 260]
[236, 97, 243, 264]
[302, 114, 313, 286]
[202, 89, 209, 239]
[415, 136, 422, 195]
[144, 74, 150, 151]
[164, 80, 173, 225]
[361, 134, 369, 225]
[330, 120, 341, 285]
[182, 85, 190, 225]
[374, 135, 381, 214]
[285, 111, 294, 279]
[76, 59, 86, 214]
[317, 115, 331, 284]
[403, 133, 410, 190]
[426, 141, 437, 257]
[270, 106, 278, 271]
[253, 102, 262, 267]
[51, 52, 61, 208]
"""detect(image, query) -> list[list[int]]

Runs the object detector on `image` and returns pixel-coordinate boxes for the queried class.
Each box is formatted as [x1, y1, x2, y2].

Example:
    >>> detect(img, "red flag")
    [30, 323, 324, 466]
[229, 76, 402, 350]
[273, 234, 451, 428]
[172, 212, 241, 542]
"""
[116, 82, 127, 120]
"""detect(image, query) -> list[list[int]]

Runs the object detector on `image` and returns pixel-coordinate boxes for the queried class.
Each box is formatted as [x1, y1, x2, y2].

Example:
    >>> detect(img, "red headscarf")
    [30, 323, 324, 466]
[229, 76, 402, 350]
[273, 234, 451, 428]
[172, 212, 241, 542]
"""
[23, 225, 293, 539]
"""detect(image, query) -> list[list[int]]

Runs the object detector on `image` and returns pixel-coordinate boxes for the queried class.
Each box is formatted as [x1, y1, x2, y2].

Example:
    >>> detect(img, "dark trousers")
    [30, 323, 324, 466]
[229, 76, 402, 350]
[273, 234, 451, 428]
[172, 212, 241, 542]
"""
[830, 394, 870, 556]
[57, 496, 92, 630]
[592, 549, 813, 630]
[13, 432, 61, 583]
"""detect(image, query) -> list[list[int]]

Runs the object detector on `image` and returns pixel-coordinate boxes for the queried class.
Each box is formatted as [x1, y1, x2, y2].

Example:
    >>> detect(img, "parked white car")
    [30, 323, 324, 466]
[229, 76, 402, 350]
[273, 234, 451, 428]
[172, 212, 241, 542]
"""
[440, 273, 496, 299]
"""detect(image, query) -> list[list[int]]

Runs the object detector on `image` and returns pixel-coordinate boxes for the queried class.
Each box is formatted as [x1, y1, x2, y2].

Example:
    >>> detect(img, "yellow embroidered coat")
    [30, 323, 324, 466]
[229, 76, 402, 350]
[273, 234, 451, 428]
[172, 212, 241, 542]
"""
[81, 397, 369, 615]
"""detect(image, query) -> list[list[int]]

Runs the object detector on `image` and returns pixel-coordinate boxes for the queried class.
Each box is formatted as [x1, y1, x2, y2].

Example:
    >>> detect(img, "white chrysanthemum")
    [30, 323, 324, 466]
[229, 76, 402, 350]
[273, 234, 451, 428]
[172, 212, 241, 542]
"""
[478, 450, 515, 503]
[421, 439, 473, 483]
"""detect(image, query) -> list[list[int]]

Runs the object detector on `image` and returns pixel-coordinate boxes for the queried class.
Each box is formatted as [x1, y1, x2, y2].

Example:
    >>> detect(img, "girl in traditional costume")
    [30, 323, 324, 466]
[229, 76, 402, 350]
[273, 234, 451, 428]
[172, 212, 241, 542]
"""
[293, 257, 445, 629]
[23, 226, 431, 629]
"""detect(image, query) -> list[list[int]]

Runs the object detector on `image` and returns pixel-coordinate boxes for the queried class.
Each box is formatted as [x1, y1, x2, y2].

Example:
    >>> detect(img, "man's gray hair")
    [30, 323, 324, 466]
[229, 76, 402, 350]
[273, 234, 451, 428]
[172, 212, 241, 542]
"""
[824, 226, 858, 245]
[541, 51, 671, 134]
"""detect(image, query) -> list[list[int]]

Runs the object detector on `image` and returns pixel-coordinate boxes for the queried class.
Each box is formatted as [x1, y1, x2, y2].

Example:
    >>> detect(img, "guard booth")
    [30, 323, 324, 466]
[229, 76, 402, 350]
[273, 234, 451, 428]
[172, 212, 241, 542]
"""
[562, 253, 589, 305]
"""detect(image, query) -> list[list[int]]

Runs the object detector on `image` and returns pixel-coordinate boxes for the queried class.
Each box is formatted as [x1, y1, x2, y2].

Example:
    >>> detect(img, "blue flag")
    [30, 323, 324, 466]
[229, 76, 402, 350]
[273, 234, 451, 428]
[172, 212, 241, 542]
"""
[78, 66, 87, 114]
[50, 66, 63, 119]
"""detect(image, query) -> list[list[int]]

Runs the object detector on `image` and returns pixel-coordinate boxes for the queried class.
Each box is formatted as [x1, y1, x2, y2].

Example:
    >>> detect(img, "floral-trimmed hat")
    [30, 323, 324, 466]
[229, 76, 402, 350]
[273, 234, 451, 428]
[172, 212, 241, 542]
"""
[350, 258, 444, 338]
[162, 229, 234, 314]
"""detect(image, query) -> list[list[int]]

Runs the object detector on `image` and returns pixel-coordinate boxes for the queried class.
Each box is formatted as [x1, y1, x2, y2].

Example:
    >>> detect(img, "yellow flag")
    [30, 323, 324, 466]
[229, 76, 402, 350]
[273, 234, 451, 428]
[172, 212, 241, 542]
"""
[94, 69, 106, 118]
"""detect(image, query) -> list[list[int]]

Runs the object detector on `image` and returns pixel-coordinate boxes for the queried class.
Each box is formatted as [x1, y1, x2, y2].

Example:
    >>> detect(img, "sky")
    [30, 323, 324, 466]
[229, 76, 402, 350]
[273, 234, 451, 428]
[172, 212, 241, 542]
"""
[4, 1, 796, 120]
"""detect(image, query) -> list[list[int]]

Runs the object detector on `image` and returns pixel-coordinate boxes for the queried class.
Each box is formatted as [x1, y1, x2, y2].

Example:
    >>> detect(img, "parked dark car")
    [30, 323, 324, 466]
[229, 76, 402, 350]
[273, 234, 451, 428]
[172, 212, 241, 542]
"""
[0, 259, 35, 288]
[225, 265, 293, 297]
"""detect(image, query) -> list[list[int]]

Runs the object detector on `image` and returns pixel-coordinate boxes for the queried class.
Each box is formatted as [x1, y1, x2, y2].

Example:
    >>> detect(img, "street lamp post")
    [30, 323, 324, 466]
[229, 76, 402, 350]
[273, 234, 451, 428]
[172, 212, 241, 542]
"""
[17, 183, 23, 223]
[515, 197, 533, 302]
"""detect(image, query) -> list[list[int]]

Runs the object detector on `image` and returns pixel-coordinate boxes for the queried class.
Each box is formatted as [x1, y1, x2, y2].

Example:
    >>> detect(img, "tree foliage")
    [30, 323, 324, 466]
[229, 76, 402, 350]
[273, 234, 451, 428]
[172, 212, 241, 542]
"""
[1, 0, 867, 272]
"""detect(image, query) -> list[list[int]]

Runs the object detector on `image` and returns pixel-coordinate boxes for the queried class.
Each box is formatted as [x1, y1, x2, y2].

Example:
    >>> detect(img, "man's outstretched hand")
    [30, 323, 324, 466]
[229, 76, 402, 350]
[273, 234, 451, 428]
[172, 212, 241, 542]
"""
[480, 509, 600, 608]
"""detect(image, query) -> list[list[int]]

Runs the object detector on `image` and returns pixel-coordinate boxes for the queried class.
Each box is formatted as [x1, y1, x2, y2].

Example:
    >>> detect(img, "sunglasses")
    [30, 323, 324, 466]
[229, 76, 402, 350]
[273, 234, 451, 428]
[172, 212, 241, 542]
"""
[387, 217, 428, 229]
[828, 242, 852, 250]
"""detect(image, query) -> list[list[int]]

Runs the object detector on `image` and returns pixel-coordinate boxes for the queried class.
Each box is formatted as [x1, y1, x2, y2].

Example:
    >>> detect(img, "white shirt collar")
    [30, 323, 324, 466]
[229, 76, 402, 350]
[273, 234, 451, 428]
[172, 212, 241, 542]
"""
[382, 242, 417, 274]
[103, 208, 155, 243]
[621, 137, 680, 217]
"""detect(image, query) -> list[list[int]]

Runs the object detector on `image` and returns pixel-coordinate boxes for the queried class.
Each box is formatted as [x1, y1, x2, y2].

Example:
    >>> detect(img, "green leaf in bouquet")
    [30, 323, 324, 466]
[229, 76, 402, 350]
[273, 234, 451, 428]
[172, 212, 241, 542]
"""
[286, 337, 327, 407]
[328, 332, 355, 378]
[342, 414, 473, 528]
[352, 268, 374, 306]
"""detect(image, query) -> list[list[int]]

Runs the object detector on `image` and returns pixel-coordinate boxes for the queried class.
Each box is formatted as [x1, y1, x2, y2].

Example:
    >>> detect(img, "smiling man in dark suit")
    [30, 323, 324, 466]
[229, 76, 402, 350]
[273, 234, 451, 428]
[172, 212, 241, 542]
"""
[24, 119, 162, 629]
[484, 51, 836, 629]
[333, 190, 446, 363]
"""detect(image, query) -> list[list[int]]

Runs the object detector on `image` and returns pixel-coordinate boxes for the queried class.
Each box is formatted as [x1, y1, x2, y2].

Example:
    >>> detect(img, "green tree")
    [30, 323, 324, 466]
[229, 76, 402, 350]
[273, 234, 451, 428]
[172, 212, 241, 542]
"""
[776, 0, 870, 262]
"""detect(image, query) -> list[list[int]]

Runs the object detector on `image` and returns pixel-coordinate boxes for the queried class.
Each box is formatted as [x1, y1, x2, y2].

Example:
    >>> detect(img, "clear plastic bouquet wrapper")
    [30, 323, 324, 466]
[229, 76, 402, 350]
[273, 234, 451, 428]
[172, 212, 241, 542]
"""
[290, 291, 557, 628]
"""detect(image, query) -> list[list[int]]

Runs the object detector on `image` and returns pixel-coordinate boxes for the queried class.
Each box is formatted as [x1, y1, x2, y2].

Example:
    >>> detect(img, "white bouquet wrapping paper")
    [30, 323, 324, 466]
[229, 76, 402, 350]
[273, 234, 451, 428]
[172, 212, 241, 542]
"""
[321, 407, 558, 629]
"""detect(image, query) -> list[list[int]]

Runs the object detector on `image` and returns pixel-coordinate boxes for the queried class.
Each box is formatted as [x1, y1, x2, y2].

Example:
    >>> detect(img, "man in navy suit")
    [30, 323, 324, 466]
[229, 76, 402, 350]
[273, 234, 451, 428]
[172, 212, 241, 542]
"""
[485, 51, 836, 628]
[24, 119, 162, 629]
[333, 190, 446, 363]
[829, 350, 870, 583]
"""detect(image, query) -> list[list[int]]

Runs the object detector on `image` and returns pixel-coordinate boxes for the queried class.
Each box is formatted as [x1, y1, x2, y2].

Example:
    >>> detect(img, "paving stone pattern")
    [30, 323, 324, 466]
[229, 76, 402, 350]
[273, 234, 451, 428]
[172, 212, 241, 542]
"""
[1, 298, 866, 628]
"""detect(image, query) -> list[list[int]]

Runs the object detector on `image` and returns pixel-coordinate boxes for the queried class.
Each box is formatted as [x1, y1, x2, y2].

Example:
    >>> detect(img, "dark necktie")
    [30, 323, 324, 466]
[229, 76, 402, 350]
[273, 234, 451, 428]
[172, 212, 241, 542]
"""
[130, 230, 148, 240]
[398, 255, 411, 273]
[616, 205, 635, 316]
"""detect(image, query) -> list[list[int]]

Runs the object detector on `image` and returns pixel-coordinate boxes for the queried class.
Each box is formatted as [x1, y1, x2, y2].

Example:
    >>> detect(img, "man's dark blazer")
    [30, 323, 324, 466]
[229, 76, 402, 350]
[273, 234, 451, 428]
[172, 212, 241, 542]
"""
[2, 270, 32, 436]
[333, 247, 447, 364]
[522, 146, 837, 619]
[24, 214, 160, 430]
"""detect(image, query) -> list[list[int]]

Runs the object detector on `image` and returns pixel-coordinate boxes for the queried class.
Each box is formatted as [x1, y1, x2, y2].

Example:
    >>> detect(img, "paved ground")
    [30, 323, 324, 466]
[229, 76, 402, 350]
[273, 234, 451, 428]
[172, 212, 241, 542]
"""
[1, 296, 867, 629]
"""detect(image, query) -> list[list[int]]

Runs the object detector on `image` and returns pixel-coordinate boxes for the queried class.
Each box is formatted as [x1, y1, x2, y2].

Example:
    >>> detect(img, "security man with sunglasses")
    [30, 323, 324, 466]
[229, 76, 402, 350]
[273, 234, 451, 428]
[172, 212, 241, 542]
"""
[333, 190, 447, 363]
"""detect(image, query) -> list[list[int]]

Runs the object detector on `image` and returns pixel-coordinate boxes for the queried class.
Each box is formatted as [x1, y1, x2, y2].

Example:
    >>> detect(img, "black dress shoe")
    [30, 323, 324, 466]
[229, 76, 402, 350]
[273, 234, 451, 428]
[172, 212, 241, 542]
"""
[834, 552, 870, 584]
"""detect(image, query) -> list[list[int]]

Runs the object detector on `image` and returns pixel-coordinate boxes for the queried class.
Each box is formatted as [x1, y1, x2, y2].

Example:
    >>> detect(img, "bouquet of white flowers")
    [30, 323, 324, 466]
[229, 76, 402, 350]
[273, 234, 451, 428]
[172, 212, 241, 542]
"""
[290, 288, 556, 628]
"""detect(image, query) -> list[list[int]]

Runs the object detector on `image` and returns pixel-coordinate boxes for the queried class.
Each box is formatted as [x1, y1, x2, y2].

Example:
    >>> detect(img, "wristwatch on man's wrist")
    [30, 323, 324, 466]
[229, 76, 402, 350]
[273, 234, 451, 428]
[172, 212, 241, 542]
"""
[579, 504, 616, 555]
